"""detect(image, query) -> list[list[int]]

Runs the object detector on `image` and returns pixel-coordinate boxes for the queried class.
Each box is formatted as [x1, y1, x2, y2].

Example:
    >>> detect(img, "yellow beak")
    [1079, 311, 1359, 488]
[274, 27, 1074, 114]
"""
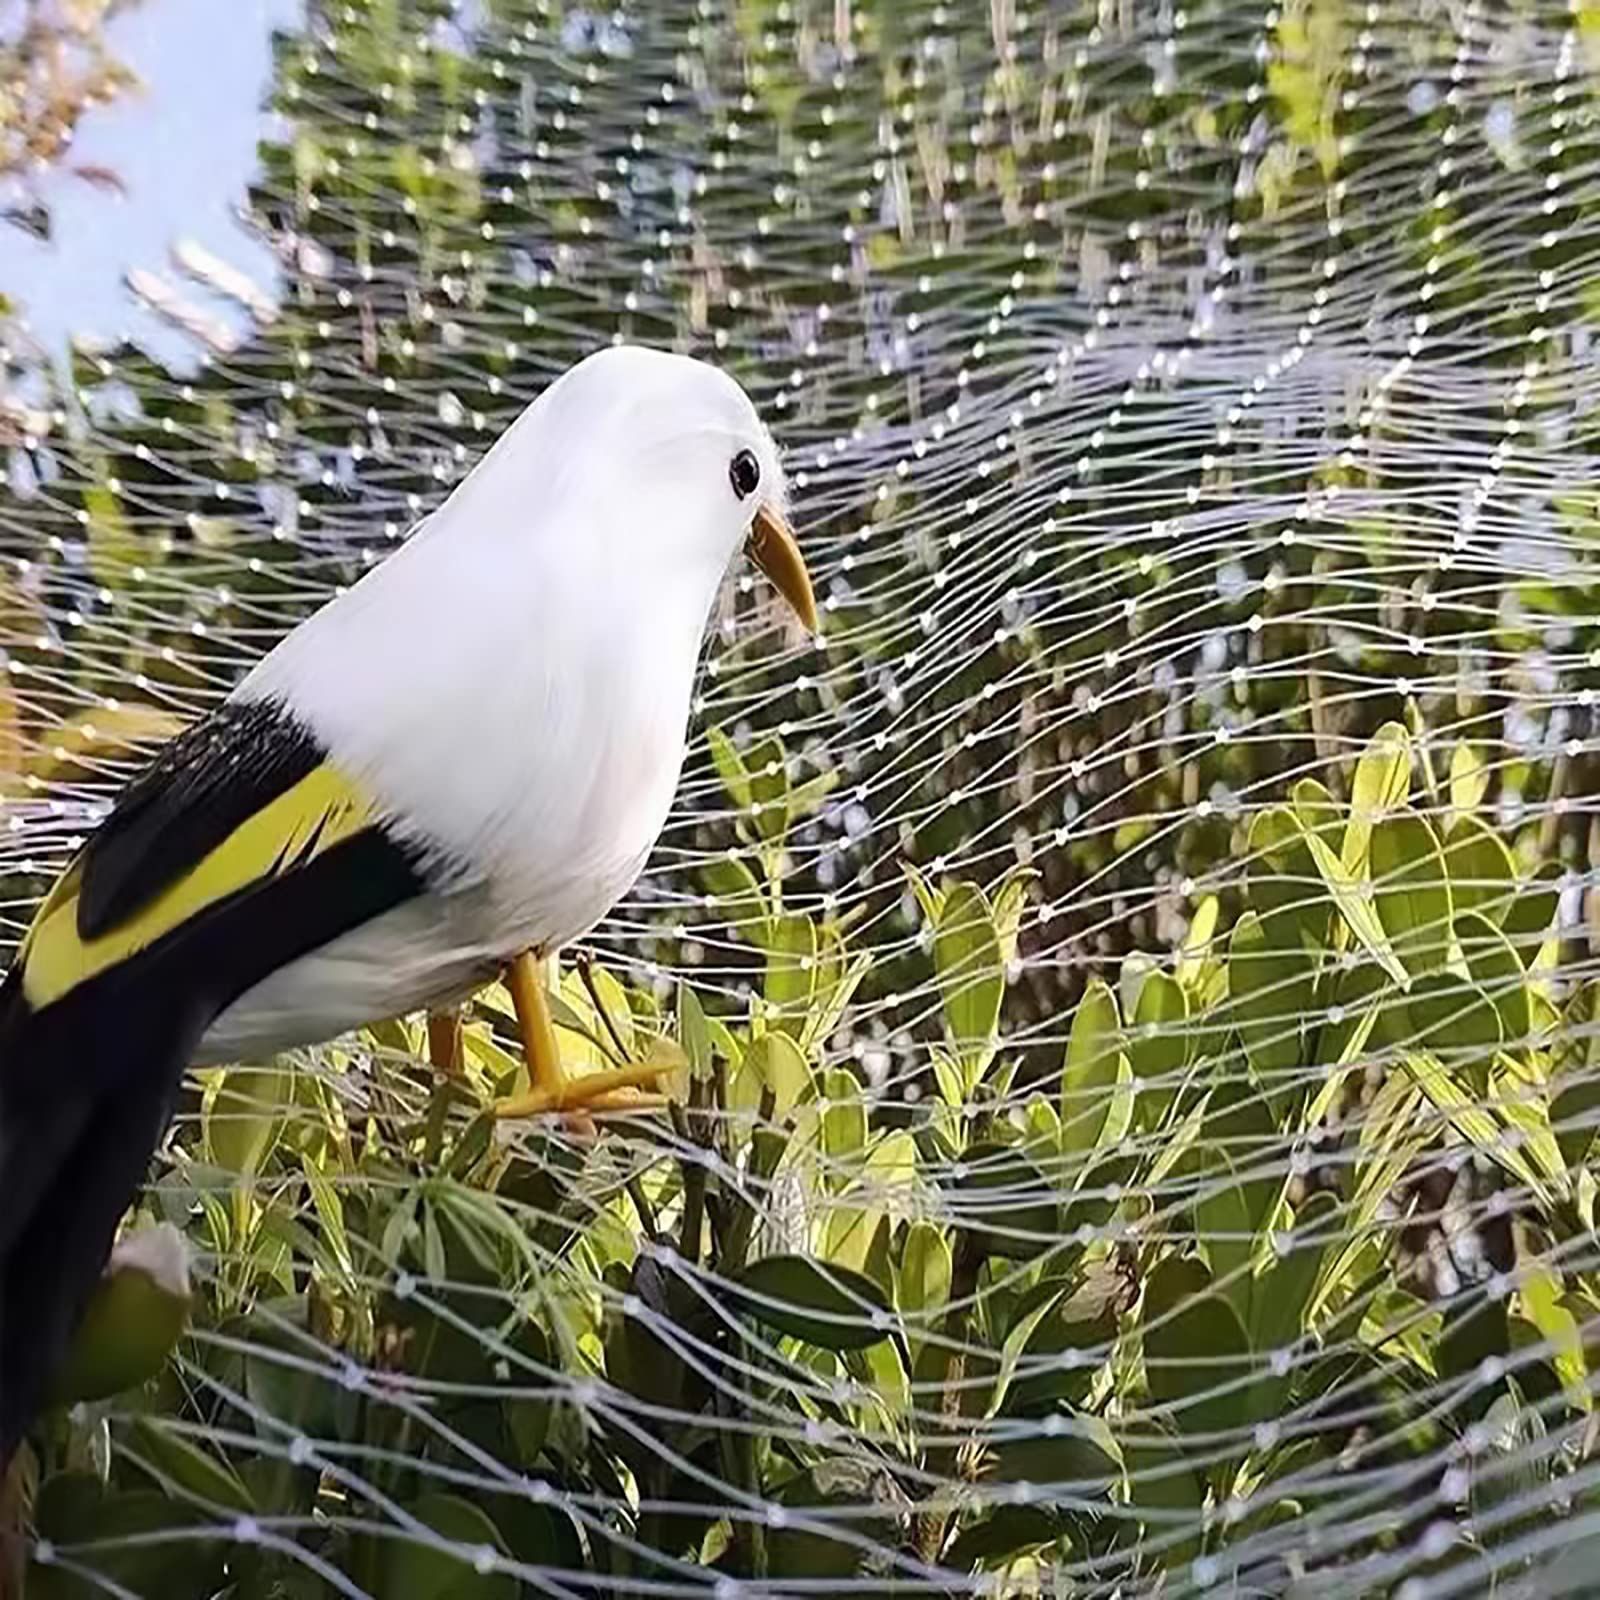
[746, 503, 818, 634]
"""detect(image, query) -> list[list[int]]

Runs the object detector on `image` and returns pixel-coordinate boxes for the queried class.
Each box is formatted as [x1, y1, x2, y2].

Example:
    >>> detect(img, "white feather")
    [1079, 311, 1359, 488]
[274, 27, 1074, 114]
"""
[201, 346, 783, 1059]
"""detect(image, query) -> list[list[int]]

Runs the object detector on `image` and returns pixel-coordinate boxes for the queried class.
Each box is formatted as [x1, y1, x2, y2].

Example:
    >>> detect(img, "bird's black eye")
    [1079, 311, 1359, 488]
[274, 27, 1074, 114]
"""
[729, 448, 761, 500]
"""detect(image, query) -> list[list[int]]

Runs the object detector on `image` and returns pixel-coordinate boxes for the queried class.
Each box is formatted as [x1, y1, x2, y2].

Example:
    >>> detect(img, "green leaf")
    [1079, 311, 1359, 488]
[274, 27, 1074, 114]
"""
[1303, 828, 1408, 986]
[820, 1067, 867, 1166]
[1246, 805, 1325, 949]
[930, 1045, 970, 1110]
[731, 1254, 891, 1349]
[1251, 1190, 1340, 1356]
[1313, 960, 1387, 1071]
[899, 1220, 952, 1329]
[1177, 895, 1221, 993]
[1553, 985, 1600, 1168]
[991, 870, 1034, 968]
[377, 1494, 516, 1600]
[1005, 1279, 1118, 1415]
[768, 1461, 899, 1578]
[765, 912, 817, 1034]
[1060, 979, 1123, 1158]
[706, 725, 752, 809]
[1370, 812, 1452, 975]
[1438, 1297, 1510, 1424]
[933, 881, 1005, 1067]
[1228, 909, 1313, 1096]
[1291, 776, 1341, 846]
[1128, 969, 1188, 1122]
[1449, 742, 1490, 817]
[1442, 815, 1517, 924]
[956, 1143, 1061, 1262]
[746, 734, 791, 841]
[1123, 1419, 1204, 1565]
[127, 1415, 253, 1513]
[1407, 973, 1502, 1093]
[584, 963, 635, 1058]
[986, 1406, 1120, 1493]
[1343, 720, 1411, 874]
[1194, 1152, 1255, 1319]
[739, 1029, 812, 1116]
[1143, 1255, 1259, 1437]
[1519, 1264, 1589, 1413]
[84, 479, 138, 588]
[1201, 1079, 1280, 1242]
[903, 860, 946, 927]
[1405, 1053, 1548, 1202]
[1457, 910, 1530, 1050]
[301, 1156, 355, 1290]
[701, 851, 770, 944]
[943, 1505, 1063, 1569]
[29, 1479, 221, 1598]
[241, 1302, 355, 1442]
[1502, 859, 1561, 954]
[678, 981, 713, 1082]
[789, 768, 839, 824]
[205, 1063, 294, 1178]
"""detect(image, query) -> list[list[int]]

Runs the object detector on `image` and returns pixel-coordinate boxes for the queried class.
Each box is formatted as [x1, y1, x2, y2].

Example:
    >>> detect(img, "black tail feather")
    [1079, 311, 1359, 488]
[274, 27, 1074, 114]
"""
[0, 970, 205, 1467]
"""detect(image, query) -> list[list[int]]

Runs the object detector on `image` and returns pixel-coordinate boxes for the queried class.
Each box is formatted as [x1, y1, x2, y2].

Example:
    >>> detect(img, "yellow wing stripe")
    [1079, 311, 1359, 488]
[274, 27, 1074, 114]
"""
[21, 763, 380, 1010]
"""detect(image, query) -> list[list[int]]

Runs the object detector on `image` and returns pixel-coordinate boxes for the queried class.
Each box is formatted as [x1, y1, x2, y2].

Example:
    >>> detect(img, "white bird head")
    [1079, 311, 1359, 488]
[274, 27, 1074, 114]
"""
[512, 344, 817, 634]
[240, 345, 814, 905]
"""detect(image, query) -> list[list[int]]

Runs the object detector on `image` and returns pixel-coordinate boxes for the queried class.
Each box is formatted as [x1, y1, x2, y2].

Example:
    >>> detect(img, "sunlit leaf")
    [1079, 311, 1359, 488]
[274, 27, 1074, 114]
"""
[1342, 720, 1411, 875]
[1449, 742, 1489, 818]
[205, 1064, 294, 1180]
[1303, 828, 1408, 986]
[933, 881, 1004, 1071]
[1518, 1265, 1589, 1413]
[765, 913, 817, 1034]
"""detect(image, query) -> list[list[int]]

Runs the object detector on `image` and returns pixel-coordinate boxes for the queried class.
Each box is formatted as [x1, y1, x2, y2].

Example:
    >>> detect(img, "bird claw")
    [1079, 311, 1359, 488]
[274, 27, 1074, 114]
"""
[493, 1062, 669, 1119]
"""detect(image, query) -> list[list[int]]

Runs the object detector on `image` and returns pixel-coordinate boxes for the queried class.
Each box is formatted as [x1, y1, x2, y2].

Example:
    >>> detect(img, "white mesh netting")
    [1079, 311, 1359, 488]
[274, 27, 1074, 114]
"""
[5, 0, 1600, 1594]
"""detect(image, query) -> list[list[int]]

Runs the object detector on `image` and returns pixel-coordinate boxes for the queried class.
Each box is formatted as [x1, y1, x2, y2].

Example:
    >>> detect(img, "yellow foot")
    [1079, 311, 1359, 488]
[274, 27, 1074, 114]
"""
[493, 1062, 668, 1119]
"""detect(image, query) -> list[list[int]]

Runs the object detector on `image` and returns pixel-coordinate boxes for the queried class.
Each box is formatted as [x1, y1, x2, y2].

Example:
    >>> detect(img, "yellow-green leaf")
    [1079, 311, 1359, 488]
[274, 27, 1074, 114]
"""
[1303, 829, 1408, 986]
[765, 913, 817, 1034]
[1519, 1264, 1588, 1413]
[706, 725, 752, 809]
[1343, 721, 1411, 875]
[739, 1029, 811, 1118]
[933, 882, 1005, 1066]
[1449, 742, 1489, 818]
[1061, 979, 1123, 1158]
[205, 1064, 294, 1179]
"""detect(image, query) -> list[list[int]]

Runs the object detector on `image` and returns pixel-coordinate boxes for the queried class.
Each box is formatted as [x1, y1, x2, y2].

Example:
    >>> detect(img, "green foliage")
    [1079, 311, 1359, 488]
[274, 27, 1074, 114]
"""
[19, 703, 1599, 1595]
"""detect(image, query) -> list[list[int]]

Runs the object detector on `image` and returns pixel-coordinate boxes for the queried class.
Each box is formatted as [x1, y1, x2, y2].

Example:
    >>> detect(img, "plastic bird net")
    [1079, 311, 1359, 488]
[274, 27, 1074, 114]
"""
[4, 0, 1600, 1593]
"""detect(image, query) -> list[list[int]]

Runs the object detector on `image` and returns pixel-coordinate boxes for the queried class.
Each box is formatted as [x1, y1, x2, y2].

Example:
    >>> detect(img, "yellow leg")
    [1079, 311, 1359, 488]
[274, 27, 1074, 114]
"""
[493, 950, 667, 1118]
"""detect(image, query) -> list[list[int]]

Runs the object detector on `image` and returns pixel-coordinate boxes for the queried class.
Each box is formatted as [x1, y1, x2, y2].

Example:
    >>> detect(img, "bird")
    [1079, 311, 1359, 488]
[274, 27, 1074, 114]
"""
[0, 344, 817, 1465]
